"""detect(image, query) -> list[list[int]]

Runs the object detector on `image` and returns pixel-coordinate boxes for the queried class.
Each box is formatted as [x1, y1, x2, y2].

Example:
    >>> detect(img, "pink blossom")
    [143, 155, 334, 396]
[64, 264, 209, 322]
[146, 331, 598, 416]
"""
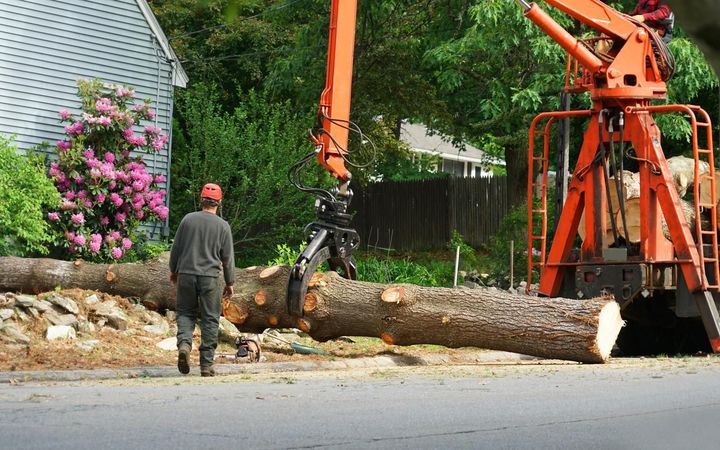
[153, 174, 165, 184]
[89, 168, 101, 178]
[116, 87, 135, 98]
[104, 152, 115, 163]
[77, 190, 87, 199]
[95, 193, 106, 203]
[122, 150, 130, 158]
[155, 206, 169, 220]
[109, 231, 121, 241]
[115, 212, 127, 223]
[109, 193, 123, 207]
[135, 210, 145, 219]
[61, 200, 75, 210]
[73, 234, 87, 246]
[98, 116, 112, 126]
[84, 200, 93, 208]
[74, 175, 84, 184]
[127, 135, 146, 146]
[59, 109, 70, 120]
[123, 186, 133, 195]
[100, 216, 110, 226]
[96, 98, 114, 114]
[64, 122, 84, 135]
[89, 241, 101, 253]
[48, 164, 60, 177]
[132, 180, 145, 191]
[65, 191, 76, 201]
[111, 247, 123, 259]
[65, 231, 75, 242]
[144, 125, 161, 135]
[123, 128, 134, 139]
[121, 238, 133, 250]
[70, 212, 85, 225]
[47, 212, 60, 221]
[90, 233, 102, 243]
[82, 149, 94, 159]
[56, 140, 71, 151]
[147, 109, 156, 119]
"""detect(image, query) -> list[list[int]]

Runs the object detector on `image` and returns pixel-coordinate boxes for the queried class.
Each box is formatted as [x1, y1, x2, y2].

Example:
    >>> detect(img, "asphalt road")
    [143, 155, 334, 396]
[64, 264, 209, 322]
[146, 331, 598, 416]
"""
[1, 358, 720, 449]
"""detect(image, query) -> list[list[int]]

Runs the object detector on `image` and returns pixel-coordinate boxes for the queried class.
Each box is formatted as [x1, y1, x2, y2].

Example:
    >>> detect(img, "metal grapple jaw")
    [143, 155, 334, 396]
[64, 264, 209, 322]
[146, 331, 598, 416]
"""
[287, 194, 359, 317]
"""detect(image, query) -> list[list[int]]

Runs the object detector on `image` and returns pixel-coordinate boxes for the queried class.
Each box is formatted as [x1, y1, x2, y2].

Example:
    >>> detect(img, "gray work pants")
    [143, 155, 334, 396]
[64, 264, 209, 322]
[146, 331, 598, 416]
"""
[176, 274, 222, 366]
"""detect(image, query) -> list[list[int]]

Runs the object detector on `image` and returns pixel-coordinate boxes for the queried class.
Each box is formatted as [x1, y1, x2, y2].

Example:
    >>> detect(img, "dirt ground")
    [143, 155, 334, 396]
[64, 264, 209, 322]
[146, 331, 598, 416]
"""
[0, 288, 488, 372]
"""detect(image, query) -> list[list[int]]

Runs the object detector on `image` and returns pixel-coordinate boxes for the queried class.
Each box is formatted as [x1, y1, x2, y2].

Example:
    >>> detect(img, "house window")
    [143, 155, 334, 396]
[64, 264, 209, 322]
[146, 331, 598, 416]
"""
[442, 159, 465, 176]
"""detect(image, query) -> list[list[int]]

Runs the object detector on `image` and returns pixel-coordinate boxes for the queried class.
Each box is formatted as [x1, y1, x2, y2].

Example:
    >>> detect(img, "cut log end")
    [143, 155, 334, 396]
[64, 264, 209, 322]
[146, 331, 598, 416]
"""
[254, 290, 267, 306]
[297, 318, 311, 333]
[380, 332, 395, 345]
[595, 301, 624, 362]
[303, 293, 318, 312]
[381, 286, 405, 304]
[259, 266, 282, 280]
[222, 299, 249, 325]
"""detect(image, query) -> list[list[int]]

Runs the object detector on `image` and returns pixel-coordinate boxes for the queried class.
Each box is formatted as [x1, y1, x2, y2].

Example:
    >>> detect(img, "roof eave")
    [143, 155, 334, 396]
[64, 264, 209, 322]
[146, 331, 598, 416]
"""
[137, 0, 189, 88]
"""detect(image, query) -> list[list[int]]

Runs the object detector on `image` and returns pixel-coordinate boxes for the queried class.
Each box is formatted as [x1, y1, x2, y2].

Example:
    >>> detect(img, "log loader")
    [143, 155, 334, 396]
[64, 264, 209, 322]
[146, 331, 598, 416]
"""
[520, 0, 720, 354]
[286, 0, 720, 355]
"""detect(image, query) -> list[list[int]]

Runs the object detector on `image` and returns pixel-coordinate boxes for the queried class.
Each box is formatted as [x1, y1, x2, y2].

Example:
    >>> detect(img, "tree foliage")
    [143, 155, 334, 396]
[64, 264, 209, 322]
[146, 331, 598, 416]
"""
[0, 136, 59, 256]
[171, 83, 327, 262]
[152, 0, 720, 255]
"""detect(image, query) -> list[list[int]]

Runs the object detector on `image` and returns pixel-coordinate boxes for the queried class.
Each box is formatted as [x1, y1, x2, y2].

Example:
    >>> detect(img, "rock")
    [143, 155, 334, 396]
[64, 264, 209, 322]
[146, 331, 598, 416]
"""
[146, 310, 165, 325]
[124, 328, 137, 336]
[84, 294, 100, 306]
[44, 309, 77, 327]
[0, 293, 14, 308]
[46, 325, 76, 341]
[14, 294, 35, 308]
[106, 310, 129, 330]
[156, 337, 177, 351]
[0, 308, 14, 321]
[14, 307, 30, 322]
[76, 339, 100, 351]
[26, 307, 40, 319]
[77, 320, 96, 334]
[47, 294, 80, 315]
[31, 299, 52, 313]
[463, 281, 480, 289]
[165, 310, 176, 322]
[143, 321, 169, 335]
[92, 301, 128, 330]
[1, 324, 30, 344]
[219, 317, 241, 344]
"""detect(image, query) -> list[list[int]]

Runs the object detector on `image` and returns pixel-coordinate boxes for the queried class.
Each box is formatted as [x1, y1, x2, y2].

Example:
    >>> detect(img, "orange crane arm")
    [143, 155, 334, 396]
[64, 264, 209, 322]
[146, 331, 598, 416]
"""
[312, 0, 357, 182]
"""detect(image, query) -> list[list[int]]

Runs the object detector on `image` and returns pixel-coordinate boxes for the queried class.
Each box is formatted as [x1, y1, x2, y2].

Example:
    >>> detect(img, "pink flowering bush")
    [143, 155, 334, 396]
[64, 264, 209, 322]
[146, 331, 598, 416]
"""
[46, 79, 169, 261]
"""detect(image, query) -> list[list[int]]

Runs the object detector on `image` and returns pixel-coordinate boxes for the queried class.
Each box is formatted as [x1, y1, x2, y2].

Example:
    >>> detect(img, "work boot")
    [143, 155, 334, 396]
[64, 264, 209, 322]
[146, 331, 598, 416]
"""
[200, 364, 215, 377]
[177, 343, 191, 375]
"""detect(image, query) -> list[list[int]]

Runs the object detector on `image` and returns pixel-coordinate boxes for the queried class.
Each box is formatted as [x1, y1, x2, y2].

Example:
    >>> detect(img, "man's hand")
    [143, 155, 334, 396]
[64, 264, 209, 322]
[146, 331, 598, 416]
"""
[223, 284, 234, 298]
[170, 272, 177, 284]
[632, 14, 645, 23]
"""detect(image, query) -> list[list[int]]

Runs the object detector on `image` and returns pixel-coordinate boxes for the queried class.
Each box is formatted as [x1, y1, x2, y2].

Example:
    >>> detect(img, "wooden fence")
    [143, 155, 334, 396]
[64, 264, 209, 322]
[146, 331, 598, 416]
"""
[349, 176, 509, 251]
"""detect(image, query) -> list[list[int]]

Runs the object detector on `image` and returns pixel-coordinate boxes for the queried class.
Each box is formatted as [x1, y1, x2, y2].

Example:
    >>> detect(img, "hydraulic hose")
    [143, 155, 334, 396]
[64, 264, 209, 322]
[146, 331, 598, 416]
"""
[599, 110, 620, 246]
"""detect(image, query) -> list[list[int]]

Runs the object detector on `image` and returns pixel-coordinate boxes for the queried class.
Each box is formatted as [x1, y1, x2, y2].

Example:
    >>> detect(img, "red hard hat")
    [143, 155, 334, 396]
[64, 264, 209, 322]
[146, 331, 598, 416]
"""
[200, 183, 222, 200]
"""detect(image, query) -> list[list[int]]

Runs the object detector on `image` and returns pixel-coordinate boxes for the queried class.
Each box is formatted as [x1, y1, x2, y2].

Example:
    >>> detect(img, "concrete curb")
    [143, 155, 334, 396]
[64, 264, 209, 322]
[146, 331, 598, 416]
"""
[0, 351, 541, 383]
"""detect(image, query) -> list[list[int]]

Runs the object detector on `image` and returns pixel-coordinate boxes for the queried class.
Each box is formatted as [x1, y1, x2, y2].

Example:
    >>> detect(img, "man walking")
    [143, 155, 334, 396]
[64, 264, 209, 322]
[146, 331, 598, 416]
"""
[170, 183, 235, 377]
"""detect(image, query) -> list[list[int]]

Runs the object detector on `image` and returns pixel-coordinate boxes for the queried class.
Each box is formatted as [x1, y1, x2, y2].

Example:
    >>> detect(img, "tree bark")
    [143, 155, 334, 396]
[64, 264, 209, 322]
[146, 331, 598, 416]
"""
[0, 255, 623, 363]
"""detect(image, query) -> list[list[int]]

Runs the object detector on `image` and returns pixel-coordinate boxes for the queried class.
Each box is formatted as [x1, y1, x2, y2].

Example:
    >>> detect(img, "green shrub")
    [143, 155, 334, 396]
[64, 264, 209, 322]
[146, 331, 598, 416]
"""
[0, 135, 60, 256]
[266, 242, 307, 266]
[447, 230, 478, 271]
[356, 256, 454, 287]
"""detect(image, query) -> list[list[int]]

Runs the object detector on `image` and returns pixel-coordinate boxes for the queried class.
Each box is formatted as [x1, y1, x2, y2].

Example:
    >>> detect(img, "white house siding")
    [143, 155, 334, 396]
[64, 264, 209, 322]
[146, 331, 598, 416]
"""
[0, 0, 179, 239]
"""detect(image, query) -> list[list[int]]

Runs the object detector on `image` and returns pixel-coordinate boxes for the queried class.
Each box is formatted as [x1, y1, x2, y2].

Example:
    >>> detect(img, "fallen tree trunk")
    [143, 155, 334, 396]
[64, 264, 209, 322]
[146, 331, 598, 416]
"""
[0, 255, 623, 363]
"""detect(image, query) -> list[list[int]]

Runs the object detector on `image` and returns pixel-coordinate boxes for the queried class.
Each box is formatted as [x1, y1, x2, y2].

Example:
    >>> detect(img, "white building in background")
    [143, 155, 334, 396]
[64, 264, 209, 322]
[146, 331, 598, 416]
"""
[399, 122, 505, 177]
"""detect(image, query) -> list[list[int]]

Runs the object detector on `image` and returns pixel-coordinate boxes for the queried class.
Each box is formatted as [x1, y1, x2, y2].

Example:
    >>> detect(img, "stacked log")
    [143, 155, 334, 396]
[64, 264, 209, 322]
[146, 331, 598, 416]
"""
[576, 156, 710, 245]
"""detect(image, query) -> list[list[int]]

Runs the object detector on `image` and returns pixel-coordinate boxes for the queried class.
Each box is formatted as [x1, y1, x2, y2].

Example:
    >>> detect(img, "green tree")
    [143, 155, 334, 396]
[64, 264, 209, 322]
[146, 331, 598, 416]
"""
[0, 135, 59, 256]
[171, 83, 328, 262]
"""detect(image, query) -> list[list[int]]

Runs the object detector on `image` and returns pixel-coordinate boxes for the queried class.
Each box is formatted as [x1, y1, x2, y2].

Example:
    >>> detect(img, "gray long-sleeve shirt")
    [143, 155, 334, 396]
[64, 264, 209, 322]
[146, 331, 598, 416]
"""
[169, 211, 235, 285]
